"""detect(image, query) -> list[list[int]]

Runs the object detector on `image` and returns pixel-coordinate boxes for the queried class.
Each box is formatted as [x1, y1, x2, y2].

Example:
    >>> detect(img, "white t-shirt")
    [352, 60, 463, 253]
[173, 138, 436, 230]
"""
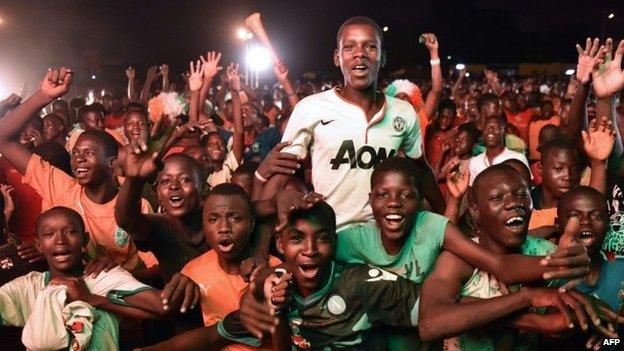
[468, 147, 531, 185]
[281, 88, 422, 228]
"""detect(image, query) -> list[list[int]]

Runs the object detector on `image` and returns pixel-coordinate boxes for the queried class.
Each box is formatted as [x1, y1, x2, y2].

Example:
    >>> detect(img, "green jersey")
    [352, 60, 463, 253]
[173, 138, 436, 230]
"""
[218, 263, 420, 350]
[336, 211, 448, 283]
[445, 236, 557, 351]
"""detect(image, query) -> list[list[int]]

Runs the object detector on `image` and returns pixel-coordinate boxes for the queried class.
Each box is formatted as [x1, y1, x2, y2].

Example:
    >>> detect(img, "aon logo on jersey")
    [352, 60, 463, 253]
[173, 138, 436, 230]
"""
[330, 140, 397, 170]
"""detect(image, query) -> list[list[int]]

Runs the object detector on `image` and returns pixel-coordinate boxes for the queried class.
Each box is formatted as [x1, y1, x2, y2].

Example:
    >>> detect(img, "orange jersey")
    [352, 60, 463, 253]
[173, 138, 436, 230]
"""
[23, 154, 152, 270]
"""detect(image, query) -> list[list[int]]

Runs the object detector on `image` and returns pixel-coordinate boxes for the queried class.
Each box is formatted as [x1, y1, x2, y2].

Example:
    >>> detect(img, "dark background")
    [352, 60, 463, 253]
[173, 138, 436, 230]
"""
[0, 0, 622, 95]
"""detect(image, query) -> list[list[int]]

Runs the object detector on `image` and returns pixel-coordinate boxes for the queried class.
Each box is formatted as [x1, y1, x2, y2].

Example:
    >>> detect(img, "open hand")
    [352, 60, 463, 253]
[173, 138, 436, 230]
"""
[275, 189, 324, 232]
[256, 141, 301, 181]
[159, 64, 169, 76]
[124, 126, 174, 179]
[592, 38, 624, 98]
[0, 184, 15, 222]
[200, 51, 223, 80]
[188, 60, 204, 92]
[146, 66, 161, 81]
[40, 67, 73, 100]
[17, 241, 45, 264]
[83, 255, 118, 279]
[576, 38, 605, 84]
[582, 116, 616, 163]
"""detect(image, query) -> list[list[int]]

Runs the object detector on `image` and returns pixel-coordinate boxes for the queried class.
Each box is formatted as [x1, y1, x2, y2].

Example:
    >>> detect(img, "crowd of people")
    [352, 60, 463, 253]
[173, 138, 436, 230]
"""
[0, 15, 623, 351]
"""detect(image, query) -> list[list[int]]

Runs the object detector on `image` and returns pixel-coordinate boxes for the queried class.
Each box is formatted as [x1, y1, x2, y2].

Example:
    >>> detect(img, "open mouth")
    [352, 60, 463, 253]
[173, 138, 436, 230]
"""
[504, 215, 526, 231]
[579, 230, 595, 246]
[169, 195, 184, 208]
[217, 238, 234, 253]
[383, 213, 405, 228]
[297, 263, 319, 279]
[353, 64, 369, 75]
[52, 249, 73, 263]
[74, 167, 91, 178]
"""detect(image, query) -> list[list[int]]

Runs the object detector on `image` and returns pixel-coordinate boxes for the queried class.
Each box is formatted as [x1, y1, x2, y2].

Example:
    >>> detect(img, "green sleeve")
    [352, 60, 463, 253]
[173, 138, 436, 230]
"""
[335, 226, 365, 264]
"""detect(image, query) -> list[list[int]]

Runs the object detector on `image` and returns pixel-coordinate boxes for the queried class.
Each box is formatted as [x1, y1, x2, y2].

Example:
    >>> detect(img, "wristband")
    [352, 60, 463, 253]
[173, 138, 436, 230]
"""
[430, 58, 440, 66]
[255, 170, 268, 183]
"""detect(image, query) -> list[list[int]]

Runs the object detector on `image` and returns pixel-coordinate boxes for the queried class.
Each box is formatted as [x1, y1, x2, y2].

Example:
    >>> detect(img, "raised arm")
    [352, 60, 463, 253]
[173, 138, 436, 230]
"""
[421, 33, 442, 121]
[0, 68, 72, 174]
[160, 64, 171, 92]
[273, 60, 299, 109]
[451, 68, 467, 103]
[561, 38, 603, 141]
[198, 51, 223, 118]
[125, 67, 138, 101]
[141, 66, 160, 107]
[226, 63, 245, 164]
[591, 38, 624, 158]
[582, 116, 617, 195]
[188, 59, 205, 123]
[484, 69, 503, 96]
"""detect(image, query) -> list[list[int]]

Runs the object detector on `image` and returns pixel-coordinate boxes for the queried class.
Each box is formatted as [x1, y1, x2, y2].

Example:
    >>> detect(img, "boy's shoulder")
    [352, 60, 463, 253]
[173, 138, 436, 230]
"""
[84, 266, 151, 296]
[2, 270, 47, 290]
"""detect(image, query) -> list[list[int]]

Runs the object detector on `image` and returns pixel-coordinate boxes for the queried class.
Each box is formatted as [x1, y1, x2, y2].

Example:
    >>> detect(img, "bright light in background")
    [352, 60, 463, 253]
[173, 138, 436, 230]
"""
[447, 55, 452, 60]
[237, 27, 248, 40]
[465, 72, 470, 77]
[246, 46, 271, 71]
[86, 90, 95, 105]
[91, 74, 96, 80]
[246, 32, 253, 39]
[608, 13, 615, 19]
[565, 69, 575, 76]
[455, 63, 465, 70]
[382, 26, 389, 32]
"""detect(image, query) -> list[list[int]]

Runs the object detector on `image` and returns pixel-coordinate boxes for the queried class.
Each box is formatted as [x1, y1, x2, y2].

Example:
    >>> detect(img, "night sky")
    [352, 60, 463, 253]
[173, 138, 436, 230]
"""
[0, 0, 623, 95]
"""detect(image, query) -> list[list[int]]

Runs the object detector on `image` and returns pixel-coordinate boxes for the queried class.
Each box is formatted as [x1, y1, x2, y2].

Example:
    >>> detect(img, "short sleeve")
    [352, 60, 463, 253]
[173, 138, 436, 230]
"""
[0, 272, 43, 327]
[223, 150, 240, 172]
[353, 266, 420, 327]
[280, 101, 312, 158]
[401, 106, 423, 159]
[86, 266, 154, 306]
[420, 212, 448, 250]
[22, 154, 76, 205]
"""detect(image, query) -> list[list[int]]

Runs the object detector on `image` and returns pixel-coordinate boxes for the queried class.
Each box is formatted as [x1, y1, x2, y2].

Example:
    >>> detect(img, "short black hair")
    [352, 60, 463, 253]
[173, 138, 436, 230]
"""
[124, 108, 148, 123]
[371, 157, 422, 192]
[469, 164, 525, 205]
[483, 114, 507, 127]
[36, 206, 86, 236]
[457, 121, 481, 142]
[477, 93, 500, 112]
[287, 201, 337, 238]
[78, 130, 119, 158]
[202, 131, 226, 147]
[540, 137, 578, 163]
[437, 99, 457, 115]
[69, 97, 86, 110]
[557, 186, 607, 220]
[26, 116, 43, 131]
[34, 141, 72, 176]
[90, 102, 107, 116]
[502, 158, 531, 184]
[205, 183, 253, 216]
[126, 102, 146, 113]
[42, 113, 65, 126]
[336, 16, 383, 47]
[162, 153, 205, 192]
[77, 104, 104, 123]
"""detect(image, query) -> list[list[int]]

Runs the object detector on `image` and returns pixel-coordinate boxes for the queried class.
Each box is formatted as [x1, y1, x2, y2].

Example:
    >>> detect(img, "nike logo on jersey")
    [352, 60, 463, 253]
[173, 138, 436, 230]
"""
[330, 140, 397, 169]
[320, 119, 336, 125]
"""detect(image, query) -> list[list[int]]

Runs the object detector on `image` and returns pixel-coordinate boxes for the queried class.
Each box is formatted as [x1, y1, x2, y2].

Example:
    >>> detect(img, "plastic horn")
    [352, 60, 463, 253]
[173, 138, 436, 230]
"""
[244, 12, 279, 62]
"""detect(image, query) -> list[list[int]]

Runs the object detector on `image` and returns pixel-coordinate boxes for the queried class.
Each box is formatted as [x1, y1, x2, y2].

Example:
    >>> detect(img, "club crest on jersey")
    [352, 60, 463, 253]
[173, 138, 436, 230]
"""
[392, 116, 406, 132]
[327, 295, 346, 315]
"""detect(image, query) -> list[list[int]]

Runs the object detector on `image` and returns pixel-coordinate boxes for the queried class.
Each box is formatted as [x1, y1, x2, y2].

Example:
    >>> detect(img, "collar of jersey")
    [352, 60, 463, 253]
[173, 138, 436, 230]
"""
[293, 261, 337, 307]
[332, 87, 387, 127]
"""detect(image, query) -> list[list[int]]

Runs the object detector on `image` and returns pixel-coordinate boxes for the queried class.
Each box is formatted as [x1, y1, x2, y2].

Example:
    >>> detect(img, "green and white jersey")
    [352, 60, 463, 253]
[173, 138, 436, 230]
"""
[218, 263, 420, 350]
[444, 236, 557, 351]
[336, 211, 448, 283]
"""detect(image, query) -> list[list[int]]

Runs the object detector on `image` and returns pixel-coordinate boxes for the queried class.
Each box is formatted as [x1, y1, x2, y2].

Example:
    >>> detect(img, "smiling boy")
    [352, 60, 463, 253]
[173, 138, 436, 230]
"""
[0, 68, 151, 271]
